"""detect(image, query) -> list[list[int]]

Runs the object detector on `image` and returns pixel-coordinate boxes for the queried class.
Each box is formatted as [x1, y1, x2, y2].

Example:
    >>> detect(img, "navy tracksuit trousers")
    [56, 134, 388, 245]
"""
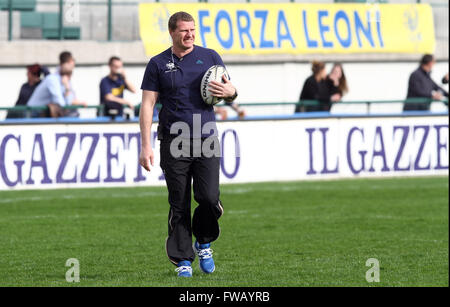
[160, 136, 224, 265]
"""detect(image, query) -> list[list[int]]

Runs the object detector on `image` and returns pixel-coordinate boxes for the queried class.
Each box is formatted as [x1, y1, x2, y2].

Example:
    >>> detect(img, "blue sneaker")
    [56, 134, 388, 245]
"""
[175, 260, 192, 277]
[194, 241, 215, 274]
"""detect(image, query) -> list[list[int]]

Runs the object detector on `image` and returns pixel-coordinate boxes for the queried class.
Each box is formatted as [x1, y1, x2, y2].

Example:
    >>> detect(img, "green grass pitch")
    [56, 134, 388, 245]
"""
[0, 176, 447, 287]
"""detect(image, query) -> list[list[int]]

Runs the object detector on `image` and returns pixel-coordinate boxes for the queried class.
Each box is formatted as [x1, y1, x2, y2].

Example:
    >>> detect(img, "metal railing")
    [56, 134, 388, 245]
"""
[1, 98, 447, 121]
[0, 104, 104, 118]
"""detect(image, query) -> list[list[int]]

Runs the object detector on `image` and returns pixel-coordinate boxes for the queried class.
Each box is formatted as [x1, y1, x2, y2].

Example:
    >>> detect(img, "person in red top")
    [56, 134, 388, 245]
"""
[7, 64, 49, 119]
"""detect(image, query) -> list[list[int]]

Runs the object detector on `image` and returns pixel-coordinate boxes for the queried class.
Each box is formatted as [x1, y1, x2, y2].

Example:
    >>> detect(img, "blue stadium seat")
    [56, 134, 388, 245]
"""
[0, 0, 36, 11]
[20, 11, 81, 40]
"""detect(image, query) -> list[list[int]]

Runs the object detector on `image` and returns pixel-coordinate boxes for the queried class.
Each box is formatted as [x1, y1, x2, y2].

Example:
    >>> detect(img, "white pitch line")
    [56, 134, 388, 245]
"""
[0, 191, 168, 204]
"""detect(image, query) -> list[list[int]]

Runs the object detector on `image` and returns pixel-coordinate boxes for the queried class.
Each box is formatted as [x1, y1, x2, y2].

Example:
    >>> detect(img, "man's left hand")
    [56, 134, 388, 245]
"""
[208, 75, 236, 99]
[72, 100, 88, 107]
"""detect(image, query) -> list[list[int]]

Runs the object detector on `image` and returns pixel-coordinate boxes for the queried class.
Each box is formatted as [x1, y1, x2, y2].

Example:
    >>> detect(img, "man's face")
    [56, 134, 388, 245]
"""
[318, 67, 327, 80]
[110, 60, 123, 75]
[170, 20, 195, 50]
[427, 59, 436, 71]
[27, 71, 40, 84]
[60, 59, 75, 75]
[423, 58, 435, 72]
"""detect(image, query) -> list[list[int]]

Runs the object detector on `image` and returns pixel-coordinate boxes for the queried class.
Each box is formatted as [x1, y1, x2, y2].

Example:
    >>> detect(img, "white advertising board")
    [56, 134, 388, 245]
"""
[0, 115, 447, 190]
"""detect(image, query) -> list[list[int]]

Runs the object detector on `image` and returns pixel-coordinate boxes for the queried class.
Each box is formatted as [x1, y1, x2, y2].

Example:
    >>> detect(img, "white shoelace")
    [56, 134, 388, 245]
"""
[198, 248, 213, 259]
[175, 266, 192, 274]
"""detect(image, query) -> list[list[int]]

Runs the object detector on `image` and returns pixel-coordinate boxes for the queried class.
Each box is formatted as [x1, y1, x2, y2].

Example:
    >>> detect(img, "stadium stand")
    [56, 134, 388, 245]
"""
[20, 11, 81, 39]
[0, 0, 36, 11]
[0, 0, 448, 121]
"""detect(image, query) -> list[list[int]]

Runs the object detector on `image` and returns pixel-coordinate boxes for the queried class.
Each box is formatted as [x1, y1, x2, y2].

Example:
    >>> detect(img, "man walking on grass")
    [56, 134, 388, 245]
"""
[138, 11, 238, 277]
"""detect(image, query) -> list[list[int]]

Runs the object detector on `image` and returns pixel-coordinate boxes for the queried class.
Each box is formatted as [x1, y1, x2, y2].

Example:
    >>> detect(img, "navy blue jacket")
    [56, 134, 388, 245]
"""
[407, 67, 448, 99]
[141, 45, 225, 138]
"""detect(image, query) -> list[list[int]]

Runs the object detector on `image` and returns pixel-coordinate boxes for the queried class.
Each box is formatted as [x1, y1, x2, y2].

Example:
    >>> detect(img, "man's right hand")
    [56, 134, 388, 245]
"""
[331, 93, 342, 102]
[432, 91, 443, 101]
[139, 146, 154, 172]
[61, 74, 71, 91]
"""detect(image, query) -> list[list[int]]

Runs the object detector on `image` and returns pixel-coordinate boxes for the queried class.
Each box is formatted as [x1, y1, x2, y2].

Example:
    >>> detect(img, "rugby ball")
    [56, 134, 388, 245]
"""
[200, 65, 230, 106]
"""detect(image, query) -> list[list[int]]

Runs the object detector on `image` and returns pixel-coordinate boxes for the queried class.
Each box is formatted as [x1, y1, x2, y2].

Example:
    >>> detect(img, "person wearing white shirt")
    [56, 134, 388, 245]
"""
[27, 51, 86, 117]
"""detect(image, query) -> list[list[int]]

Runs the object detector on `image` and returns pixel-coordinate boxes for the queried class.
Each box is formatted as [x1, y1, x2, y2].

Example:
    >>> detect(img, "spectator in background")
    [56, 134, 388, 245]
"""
[6, 64, 49, 119]
[442, 73, 449, 85]
[100, 56, 137, 118]
[326, 63, 348, 102]
[296, 61, 335, 112]
[27, 51, 87, 117]
[404, 54, 448, 111]
[214, 102, 246, 120]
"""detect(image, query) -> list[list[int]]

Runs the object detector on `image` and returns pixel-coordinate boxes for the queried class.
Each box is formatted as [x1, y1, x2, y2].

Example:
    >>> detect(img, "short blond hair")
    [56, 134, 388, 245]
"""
[168, 11, 195, 31]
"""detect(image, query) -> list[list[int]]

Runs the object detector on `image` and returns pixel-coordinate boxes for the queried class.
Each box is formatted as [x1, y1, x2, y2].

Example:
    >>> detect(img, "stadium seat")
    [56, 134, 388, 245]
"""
[0, 0, 36, 11]
[42, 27, 81, 40]
[42, 12, 59, 32]
[42, 13, 81, 40]
[20, 11, 81, 40]
[20, 11, 43, 39]
[21, 11, 42, 28]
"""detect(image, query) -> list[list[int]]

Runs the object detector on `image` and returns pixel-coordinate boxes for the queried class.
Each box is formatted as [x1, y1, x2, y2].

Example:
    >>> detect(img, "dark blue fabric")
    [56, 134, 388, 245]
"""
[100, 75, 127, 116]
[17, 81, 41, 106]
[6, 81, 41, 119]
[141, 45, 225, 138]
[407, 67, 449, 99]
